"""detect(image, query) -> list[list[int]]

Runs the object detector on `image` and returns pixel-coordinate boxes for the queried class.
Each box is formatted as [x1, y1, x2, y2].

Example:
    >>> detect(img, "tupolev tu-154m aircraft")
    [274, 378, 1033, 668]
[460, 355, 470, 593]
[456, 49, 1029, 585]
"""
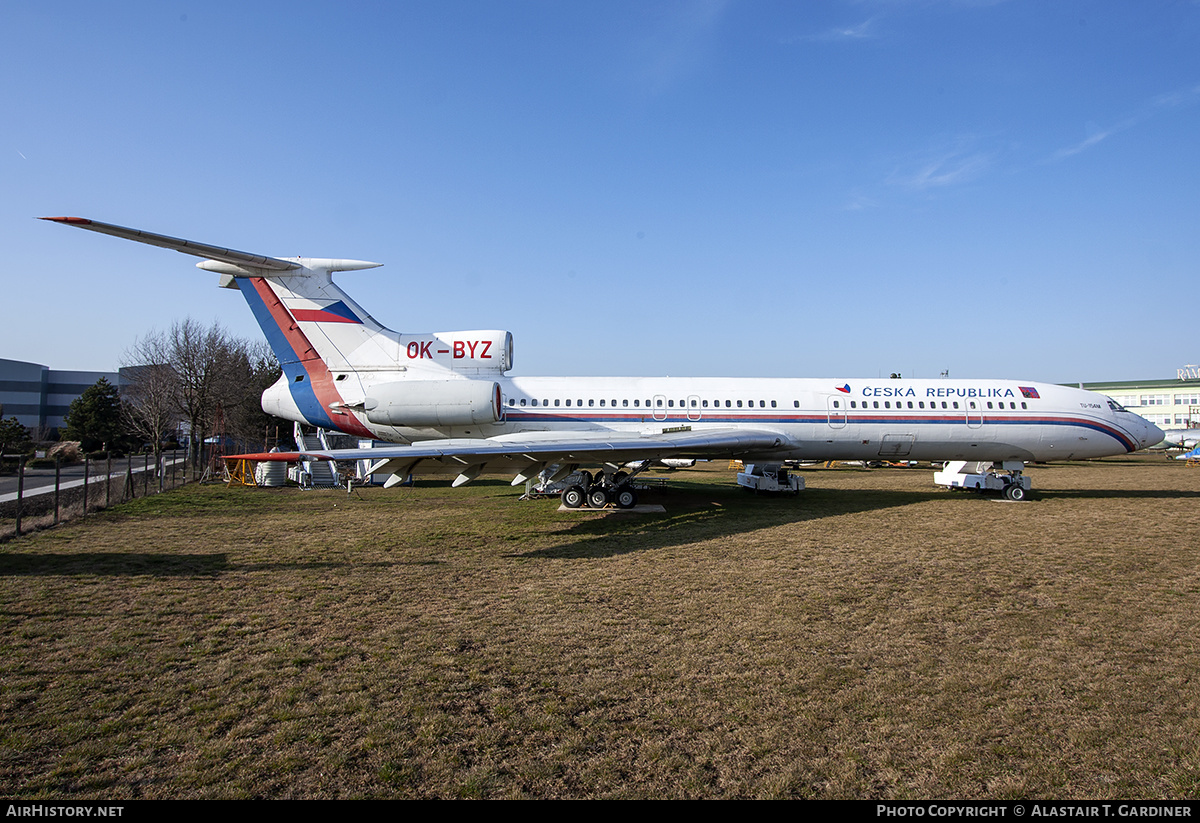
[44, 217, 1163, 506]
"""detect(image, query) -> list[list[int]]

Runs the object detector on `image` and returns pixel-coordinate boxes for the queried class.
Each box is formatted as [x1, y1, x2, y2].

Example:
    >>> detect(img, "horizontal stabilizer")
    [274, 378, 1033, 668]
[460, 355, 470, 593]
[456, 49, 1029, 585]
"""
[41, 216, 301, 272]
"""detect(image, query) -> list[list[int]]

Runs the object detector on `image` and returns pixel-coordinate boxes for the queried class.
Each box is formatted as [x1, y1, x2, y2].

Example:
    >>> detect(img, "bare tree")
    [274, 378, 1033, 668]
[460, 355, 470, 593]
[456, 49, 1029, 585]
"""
[123, 319, 280, 471]
[121, 332, 181, 465]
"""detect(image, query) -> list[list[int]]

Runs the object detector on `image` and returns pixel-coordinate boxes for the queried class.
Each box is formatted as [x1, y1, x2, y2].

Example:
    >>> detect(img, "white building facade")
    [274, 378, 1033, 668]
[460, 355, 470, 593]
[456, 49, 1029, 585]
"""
[1077, 367, 1200, 430]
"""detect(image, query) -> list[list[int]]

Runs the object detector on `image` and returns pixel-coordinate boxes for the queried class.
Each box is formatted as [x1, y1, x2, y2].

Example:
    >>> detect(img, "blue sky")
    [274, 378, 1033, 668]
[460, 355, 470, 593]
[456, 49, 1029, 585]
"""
[3, 1, 1197, 383]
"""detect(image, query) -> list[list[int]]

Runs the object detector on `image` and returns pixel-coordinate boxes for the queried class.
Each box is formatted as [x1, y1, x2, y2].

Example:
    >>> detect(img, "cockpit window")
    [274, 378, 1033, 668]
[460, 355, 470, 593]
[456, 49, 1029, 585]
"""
[1106, 397, 1128, 413]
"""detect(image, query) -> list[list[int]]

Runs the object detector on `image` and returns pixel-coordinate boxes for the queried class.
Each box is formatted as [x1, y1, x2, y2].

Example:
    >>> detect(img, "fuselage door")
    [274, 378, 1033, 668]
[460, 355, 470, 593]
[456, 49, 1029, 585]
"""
[687, 395, 702, 421]
[966, 400, 983, 429]
[652, 394, 668, 422]
[827, 395, 847, 429]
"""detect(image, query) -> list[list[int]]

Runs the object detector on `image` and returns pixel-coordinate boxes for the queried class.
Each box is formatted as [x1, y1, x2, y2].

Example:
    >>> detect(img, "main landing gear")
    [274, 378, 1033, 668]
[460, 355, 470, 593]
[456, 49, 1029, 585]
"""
[561, 470, 639, 510]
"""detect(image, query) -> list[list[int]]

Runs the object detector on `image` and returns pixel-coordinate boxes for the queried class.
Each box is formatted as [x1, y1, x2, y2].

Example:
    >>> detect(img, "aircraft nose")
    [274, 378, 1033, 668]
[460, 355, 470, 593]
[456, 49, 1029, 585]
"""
[1143, 419, 1165, 449]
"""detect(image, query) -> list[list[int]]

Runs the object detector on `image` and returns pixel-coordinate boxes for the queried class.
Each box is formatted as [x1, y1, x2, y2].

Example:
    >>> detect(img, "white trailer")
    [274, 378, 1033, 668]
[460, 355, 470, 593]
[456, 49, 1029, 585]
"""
[736, 463, 804, 494]
[933, 460, 1031, 501]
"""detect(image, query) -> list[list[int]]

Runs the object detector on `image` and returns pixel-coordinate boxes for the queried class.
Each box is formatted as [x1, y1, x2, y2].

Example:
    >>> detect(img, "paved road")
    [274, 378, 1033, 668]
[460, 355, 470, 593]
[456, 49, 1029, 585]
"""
[0, 454, 188, 504]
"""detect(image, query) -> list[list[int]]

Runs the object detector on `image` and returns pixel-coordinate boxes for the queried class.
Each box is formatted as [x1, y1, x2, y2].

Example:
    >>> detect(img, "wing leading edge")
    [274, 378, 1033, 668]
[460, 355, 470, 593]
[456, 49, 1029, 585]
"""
[231, 428, 789, 487]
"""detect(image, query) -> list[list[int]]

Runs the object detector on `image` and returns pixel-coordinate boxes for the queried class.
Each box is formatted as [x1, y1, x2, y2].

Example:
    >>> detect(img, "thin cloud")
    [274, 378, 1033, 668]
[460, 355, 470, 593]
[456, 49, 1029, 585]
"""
[841, 190, 880, 211]
[887, 145, 995, 190]
[1053, 82, 1200, 160]
[785, 16, 880, 44]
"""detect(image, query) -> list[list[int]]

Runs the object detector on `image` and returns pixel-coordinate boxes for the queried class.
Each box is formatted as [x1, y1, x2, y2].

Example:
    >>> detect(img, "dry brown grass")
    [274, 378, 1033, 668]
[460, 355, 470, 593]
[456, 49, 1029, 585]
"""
[1, 456, 1197, 798]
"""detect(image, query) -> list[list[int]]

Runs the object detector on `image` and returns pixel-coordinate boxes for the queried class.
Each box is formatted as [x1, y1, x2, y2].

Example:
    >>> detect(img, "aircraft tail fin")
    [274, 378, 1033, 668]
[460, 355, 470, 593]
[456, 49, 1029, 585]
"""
[43, 216, 512, 434]
[41, 216, 392, 372]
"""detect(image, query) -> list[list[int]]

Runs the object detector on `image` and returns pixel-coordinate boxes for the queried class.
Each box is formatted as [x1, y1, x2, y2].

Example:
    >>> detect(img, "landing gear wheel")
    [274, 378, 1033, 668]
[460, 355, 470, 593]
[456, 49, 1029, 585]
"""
[1004, 484, 1026, 502]
[612, 471, 629, 486]
[562, 486, 585, 509]
[587, 487, 610, 509]
[614, 485, 638, 509]
[578, 471, 594, 489]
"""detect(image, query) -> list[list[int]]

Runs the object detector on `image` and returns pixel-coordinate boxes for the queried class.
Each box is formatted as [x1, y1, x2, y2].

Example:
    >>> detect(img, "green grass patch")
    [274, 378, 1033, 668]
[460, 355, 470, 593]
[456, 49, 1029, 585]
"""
[0, 457, 1197, 798]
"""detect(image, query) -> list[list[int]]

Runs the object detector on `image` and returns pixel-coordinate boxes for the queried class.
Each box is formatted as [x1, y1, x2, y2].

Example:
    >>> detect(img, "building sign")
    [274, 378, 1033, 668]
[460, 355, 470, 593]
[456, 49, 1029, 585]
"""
[1179, 365, 1200, 380]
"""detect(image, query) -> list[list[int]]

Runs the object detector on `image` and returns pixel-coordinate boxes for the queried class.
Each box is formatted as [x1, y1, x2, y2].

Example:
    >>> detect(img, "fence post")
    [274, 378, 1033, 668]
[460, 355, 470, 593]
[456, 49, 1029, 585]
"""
[105, 452, 112, 508]
[54, 454, 61, 526]
[15, 459, 24, 537]
[143, 452, 149, 497]
[83, 454, 90, 515]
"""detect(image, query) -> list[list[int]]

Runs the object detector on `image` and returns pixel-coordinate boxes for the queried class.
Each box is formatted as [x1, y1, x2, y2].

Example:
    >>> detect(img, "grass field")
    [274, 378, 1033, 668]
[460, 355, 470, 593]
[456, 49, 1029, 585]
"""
[1, 457, 1198, 799]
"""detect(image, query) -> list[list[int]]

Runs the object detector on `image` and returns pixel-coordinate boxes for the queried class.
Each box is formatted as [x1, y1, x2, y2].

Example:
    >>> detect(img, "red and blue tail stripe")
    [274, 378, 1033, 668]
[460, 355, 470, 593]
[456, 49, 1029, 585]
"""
[236, 277, 373, 438]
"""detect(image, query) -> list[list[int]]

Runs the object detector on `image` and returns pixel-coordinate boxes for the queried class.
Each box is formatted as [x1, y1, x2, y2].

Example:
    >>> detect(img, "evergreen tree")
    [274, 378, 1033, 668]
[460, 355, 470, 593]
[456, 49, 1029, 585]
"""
[0, 417, 32, 454]
[63, 378, 123, 452]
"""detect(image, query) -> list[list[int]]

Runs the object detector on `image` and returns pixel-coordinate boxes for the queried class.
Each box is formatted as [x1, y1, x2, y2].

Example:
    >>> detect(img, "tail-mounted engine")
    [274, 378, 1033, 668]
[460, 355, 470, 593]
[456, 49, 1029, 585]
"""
[363, 380, 502, 428]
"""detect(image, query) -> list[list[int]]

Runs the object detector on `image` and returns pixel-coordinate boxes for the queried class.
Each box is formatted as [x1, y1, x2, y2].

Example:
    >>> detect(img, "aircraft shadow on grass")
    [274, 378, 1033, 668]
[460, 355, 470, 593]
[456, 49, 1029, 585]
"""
[0, 552, 437, 577]
[511, 485, 944, 560]
[0, 552, 233, 577]
[1033, 488, 1200, 500]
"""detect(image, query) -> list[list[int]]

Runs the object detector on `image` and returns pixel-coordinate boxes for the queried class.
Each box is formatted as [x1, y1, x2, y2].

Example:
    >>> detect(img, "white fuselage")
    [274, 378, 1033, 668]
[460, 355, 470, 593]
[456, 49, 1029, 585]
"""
[264, 373, 1161, 463]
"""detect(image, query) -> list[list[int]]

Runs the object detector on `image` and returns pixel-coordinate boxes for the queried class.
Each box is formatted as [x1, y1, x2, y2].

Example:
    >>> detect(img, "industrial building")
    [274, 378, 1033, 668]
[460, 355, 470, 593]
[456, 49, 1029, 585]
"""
[0, 357, 119, 435]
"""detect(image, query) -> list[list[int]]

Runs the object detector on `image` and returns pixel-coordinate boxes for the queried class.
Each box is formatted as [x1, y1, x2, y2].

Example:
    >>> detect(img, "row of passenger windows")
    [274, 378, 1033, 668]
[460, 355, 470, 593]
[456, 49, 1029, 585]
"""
[504, 397, 1030, 411]
[507, 397, 789, 408]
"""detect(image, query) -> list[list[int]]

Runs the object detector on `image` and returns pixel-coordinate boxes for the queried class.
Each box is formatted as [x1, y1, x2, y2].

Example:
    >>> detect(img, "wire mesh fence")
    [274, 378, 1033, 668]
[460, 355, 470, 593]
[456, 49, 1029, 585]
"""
[0, 450, 191, 542]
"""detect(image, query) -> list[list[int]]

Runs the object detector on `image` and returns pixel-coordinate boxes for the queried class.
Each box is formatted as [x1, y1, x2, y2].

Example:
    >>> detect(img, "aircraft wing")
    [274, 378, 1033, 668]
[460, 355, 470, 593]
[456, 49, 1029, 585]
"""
[230, 428, 789, 486]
